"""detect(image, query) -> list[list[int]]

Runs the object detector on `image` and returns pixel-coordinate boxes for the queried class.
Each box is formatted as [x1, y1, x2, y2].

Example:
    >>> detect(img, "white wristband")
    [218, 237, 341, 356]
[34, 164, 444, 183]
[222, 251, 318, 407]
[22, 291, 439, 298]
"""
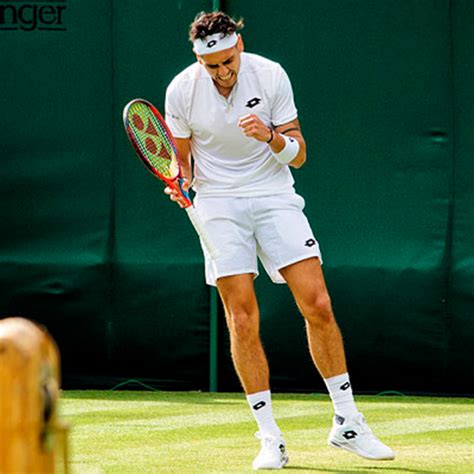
[272, 134, 300, 164]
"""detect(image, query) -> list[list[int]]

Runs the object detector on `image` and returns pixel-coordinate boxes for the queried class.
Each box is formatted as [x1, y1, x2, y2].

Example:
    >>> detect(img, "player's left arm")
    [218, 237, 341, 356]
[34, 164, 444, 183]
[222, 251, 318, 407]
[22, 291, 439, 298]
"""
[272, 118, 306, 169]
[238, 115, 306, 169]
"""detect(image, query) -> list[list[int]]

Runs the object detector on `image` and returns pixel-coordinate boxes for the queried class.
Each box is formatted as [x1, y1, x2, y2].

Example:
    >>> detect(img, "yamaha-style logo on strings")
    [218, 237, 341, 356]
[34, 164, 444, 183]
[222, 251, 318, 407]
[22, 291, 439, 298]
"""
[0, 0, 67, 32]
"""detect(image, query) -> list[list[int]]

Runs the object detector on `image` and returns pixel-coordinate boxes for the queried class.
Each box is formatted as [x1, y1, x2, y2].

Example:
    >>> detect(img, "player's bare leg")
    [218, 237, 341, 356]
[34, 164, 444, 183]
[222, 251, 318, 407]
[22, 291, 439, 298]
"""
[217, 273, 288, 469]
[280, 257, 394, 460]
[217, 273, 269, 394]
[279, 257, 346, 378]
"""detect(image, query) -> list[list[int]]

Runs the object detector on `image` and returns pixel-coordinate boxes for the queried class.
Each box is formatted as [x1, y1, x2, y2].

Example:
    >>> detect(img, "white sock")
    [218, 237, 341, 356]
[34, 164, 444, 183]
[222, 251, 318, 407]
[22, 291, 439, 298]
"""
[324, 373, 359, 418]
[246, 390, 281, 437]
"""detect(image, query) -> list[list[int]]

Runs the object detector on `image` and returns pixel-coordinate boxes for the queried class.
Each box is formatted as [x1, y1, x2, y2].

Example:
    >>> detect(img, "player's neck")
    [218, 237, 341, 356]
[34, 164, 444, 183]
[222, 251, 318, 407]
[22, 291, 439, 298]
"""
[214, 81, 234, 98]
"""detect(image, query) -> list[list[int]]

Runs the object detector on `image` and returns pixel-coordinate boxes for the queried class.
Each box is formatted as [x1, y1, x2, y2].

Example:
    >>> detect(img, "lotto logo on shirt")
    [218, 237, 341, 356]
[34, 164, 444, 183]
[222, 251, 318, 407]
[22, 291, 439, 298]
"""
[0, 0, 67, 31]
[245, 97, 262, 108]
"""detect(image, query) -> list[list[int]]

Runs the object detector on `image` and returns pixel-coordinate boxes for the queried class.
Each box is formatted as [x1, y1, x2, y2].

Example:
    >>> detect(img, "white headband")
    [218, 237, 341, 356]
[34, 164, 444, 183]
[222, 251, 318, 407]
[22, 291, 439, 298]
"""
[193, 32, 238, 55]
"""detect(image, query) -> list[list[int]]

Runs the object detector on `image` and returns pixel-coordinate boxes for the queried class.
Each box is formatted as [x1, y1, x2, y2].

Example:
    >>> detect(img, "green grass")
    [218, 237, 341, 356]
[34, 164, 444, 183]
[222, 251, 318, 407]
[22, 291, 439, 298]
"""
[60, 391, 474, 473]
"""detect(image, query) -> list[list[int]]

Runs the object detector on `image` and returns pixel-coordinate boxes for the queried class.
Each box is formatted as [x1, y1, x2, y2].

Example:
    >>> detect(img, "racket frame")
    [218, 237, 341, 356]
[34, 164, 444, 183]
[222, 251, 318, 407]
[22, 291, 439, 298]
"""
[122, 98, 192, 208]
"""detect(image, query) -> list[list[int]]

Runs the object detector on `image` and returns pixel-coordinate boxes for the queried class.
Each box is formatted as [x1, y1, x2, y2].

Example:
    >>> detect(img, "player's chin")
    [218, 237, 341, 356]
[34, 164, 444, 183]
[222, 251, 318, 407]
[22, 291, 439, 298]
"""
[216, 74, 235, 87]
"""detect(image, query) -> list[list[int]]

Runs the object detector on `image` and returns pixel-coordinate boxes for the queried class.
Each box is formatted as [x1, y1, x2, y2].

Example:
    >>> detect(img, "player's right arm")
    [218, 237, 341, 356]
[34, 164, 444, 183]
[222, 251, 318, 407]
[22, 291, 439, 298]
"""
[165, 74, 194, 207]
[164, 136, 192, 208]
[175, 137, 192, 181]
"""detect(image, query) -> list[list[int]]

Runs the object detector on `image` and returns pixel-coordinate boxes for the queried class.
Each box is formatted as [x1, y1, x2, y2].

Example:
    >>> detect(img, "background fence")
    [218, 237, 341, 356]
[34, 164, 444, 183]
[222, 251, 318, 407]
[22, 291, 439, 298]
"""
[0, 0, 473, 395]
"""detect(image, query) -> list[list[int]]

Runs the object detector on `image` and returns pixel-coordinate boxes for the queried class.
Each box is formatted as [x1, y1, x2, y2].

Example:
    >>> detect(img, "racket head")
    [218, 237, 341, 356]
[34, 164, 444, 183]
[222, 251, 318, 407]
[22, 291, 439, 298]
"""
[123, 98, 181, 183]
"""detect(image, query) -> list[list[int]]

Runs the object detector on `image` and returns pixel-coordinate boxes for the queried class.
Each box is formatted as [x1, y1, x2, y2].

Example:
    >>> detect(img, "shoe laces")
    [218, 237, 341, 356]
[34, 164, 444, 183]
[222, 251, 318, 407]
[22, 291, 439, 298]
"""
[352, 414, 379, 439]
[346, 414, 368, 434]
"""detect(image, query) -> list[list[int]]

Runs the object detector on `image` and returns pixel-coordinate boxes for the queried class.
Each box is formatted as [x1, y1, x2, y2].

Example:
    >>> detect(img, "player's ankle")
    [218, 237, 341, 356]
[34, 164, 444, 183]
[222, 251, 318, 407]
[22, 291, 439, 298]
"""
[247, 390, 281, 436]
[324, 373, 359, 418]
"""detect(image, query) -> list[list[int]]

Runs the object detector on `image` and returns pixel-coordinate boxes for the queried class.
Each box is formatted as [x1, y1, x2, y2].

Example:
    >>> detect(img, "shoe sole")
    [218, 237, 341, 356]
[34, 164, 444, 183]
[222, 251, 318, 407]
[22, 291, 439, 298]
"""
[329, 440, 395, 460]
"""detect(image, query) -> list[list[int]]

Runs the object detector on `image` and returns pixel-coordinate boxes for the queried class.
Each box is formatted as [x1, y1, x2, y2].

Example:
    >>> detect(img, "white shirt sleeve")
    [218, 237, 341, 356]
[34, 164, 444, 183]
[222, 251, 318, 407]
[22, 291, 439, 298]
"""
[271, 65, 298, 127]
[165, 81, 191, 138]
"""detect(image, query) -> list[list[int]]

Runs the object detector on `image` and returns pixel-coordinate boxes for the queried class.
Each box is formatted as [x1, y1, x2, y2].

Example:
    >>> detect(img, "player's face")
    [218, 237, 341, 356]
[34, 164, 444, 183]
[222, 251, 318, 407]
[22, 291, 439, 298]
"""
[197, 35, 244, 91]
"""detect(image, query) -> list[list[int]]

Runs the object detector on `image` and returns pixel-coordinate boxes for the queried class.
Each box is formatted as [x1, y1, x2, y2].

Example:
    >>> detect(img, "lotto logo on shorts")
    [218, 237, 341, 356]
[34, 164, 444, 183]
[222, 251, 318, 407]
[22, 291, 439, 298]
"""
[0, 0, 67, 32]
[305, 239, 316, 248]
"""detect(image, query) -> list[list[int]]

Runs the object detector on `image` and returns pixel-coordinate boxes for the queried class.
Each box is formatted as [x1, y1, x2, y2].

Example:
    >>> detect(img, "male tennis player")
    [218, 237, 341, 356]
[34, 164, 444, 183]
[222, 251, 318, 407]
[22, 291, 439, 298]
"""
[164, 11, 394, 470]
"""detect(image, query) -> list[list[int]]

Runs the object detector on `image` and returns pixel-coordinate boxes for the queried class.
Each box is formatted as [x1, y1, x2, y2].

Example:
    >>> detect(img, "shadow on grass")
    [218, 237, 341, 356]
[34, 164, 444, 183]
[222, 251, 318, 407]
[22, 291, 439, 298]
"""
[286, 467, 440, 473]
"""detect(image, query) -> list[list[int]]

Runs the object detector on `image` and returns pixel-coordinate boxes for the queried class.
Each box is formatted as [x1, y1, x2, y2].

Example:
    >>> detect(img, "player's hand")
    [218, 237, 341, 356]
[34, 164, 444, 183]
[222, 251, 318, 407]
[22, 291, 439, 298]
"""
[238, 114, 272, 142]
[164, 177, 190, 209]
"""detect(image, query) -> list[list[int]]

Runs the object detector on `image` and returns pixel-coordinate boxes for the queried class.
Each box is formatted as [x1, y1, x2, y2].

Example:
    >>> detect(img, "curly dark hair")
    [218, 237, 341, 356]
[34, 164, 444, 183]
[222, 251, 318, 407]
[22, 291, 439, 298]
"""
[189, 11, 244, 42]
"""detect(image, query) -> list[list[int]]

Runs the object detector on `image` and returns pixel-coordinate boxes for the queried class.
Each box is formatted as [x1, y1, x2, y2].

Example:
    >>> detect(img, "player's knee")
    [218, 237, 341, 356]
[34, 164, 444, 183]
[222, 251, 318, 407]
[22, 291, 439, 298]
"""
[226, 309, 258, 340]
[300, 293, 334, 326]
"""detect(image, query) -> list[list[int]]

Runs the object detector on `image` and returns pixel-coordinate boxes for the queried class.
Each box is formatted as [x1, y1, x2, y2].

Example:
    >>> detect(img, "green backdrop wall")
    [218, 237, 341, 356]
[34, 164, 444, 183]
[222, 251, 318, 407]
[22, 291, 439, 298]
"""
[0, 0, 472, 394]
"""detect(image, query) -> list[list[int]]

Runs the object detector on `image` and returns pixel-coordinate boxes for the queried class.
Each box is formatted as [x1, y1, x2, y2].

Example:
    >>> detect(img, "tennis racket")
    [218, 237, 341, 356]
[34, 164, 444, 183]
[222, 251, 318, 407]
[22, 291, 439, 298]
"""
[123, 98, 218, 259]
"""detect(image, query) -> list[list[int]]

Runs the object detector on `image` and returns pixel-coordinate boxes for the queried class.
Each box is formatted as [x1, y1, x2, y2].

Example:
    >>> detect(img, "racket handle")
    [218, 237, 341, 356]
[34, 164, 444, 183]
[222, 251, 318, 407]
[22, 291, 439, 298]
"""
[185, 206, 220, 260]
[177, 178, 192, 207]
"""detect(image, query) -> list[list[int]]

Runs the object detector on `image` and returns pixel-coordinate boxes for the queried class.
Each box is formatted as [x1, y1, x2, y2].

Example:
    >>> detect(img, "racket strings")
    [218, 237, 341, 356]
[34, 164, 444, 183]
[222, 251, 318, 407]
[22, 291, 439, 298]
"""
[127, 103, 178, 179]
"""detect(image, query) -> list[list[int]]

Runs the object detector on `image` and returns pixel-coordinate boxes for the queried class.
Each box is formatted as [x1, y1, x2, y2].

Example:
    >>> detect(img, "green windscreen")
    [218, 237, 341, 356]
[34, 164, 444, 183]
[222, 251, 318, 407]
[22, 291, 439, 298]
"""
[0, 0, 472, 394]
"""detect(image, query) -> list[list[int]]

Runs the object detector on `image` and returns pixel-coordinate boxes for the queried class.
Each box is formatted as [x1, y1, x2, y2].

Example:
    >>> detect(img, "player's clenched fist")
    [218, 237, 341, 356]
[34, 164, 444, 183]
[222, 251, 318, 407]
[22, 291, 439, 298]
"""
[238, 114, 272, 143]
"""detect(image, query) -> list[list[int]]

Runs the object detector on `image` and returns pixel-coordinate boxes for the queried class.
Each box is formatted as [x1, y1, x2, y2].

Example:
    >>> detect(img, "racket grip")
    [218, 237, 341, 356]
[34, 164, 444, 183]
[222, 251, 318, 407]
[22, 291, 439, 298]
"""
[185, 206, 220, 260]
[177, 178, 192, 208]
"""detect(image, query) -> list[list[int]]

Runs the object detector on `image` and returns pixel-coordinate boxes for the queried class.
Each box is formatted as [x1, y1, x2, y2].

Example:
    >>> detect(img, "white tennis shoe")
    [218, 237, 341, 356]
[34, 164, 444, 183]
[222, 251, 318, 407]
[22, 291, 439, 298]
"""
[328, 413, 395, 460]
[252, 432, 289, 470]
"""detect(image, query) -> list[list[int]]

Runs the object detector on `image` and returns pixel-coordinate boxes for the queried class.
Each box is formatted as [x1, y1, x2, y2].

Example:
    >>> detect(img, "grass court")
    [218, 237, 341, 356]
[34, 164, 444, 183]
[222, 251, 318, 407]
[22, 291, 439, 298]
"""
[62, 391, 473, 473]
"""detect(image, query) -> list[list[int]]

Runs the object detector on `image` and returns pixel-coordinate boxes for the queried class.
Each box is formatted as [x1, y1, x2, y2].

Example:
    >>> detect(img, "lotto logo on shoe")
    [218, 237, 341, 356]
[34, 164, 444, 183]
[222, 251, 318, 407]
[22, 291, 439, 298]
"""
[252, 401, 266, 410]
[342, 430, 358, 440]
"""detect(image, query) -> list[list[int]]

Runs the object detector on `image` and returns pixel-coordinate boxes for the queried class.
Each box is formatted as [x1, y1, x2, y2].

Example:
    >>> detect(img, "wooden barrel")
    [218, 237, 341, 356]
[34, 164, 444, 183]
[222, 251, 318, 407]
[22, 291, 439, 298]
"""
[0, 317, 69, 473]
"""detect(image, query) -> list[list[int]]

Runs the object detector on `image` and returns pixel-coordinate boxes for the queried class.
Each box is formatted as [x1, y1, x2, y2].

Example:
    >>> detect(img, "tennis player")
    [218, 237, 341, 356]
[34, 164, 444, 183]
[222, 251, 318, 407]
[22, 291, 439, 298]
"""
[164, 11, 394, 470]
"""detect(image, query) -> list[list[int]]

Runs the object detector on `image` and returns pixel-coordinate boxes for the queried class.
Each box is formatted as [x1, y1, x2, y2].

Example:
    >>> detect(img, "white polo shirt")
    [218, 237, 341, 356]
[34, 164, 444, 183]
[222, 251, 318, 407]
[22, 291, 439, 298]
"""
[165, 52, 298, 197]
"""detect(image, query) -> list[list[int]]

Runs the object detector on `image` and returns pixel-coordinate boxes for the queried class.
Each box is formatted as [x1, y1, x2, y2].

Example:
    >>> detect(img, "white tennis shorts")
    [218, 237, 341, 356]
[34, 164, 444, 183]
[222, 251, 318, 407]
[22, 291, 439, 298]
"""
[193, 193, 322, 286]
